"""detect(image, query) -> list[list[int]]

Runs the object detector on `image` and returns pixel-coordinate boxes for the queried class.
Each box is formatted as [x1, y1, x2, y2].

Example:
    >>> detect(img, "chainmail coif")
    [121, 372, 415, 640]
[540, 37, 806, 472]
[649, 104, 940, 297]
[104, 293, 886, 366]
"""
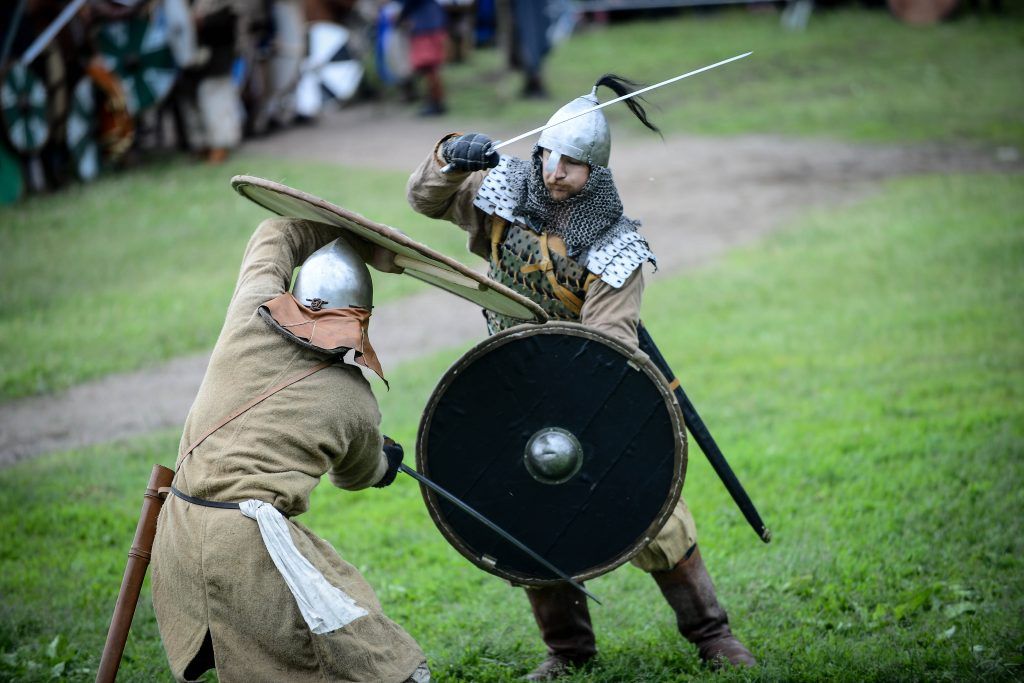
[494, 148, 641, 260]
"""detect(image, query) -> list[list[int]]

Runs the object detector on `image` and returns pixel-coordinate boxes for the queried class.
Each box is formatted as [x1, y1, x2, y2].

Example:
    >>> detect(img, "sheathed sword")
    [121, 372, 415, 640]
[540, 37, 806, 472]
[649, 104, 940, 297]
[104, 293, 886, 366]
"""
[399, 464, 601, 603]
[638, 324, 772, 543]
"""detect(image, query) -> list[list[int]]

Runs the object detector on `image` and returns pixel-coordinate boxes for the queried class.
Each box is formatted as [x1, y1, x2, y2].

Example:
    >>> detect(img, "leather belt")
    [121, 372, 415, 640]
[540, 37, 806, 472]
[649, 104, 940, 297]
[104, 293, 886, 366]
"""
[169, 485, 291, 518]
[170, 485, 240, 510]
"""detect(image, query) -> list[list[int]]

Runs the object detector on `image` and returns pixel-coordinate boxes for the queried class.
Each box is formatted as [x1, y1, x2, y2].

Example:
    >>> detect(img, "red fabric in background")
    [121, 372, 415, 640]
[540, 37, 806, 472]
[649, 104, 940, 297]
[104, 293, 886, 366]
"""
[409, 29, 447, 70]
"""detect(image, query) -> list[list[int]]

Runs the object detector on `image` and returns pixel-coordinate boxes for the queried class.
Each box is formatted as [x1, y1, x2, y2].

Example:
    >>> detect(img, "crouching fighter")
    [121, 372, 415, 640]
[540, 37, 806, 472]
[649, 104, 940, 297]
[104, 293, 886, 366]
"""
[406, 75, 756, 679]
[151, 218, 430, 682]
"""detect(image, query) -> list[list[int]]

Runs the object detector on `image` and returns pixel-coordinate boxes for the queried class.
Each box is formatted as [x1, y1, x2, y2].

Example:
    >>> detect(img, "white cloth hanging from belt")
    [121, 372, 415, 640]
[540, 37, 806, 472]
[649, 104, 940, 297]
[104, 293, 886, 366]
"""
[239, 499, 368, 634]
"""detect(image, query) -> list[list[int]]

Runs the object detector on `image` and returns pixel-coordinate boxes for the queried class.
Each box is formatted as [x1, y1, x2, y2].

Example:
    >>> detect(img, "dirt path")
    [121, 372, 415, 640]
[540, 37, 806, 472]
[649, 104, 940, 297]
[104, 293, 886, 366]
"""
[1, 102, 1017, 465]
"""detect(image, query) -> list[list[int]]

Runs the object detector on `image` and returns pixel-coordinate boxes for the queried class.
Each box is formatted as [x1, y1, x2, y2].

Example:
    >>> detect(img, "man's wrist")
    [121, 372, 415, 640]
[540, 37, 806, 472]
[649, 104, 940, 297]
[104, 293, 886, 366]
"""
[434, 133, 463, 169]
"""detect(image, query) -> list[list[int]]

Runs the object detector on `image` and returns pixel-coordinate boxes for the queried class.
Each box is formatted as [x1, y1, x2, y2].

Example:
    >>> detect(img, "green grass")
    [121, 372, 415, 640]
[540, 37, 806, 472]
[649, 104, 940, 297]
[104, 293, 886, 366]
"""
[0, 155, 467, 400]
[445, 8, 1024, 145]
[1, 173, 1021, 681]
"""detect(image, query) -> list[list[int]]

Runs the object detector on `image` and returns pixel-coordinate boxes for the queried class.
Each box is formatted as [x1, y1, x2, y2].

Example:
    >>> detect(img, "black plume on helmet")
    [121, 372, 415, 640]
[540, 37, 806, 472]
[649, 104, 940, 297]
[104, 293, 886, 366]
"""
[594, 74, 662, 137]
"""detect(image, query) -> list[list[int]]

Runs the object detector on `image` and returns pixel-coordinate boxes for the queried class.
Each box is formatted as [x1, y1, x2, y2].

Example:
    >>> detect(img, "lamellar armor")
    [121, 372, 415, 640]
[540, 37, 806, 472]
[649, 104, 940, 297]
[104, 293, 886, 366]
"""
[484, 218, 593, 334]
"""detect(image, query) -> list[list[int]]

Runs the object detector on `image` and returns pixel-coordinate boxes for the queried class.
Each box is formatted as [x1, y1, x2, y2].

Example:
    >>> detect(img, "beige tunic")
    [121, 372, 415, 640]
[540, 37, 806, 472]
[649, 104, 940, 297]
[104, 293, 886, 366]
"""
[152, 218, 424, 682]
[406, 140, 697, 572]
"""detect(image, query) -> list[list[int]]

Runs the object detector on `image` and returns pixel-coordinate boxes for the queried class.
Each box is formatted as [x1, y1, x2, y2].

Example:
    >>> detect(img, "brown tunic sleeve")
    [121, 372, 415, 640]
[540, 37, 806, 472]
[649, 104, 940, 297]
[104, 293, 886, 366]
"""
[326, 397, 388, 490]
[405, 134, 493, 259]
[579, 267, 646, 350]
[228, 216, 346, 316]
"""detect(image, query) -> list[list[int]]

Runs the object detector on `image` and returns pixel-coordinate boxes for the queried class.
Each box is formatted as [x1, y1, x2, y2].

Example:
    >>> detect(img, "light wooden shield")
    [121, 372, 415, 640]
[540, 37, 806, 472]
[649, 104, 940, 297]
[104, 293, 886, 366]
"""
[232, 175, 548, 323]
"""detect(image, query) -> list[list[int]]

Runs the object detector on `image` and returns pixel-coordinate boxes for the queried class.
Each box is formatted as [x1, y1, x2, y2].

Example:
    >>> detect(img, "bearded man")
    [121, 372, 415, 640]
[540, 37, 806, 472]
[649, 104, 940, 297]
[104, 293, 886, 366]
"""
[406, 75, 756, 679]
[151, 217, 430, 682]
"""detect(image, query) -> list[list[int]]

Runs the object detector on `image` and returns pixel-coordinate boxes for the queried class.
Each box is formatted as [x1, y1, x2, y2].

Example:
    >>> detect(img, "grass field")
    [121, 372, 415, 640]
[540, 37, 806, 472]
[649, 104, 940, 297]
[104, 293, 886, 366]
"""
[1, 173, 1021, 681]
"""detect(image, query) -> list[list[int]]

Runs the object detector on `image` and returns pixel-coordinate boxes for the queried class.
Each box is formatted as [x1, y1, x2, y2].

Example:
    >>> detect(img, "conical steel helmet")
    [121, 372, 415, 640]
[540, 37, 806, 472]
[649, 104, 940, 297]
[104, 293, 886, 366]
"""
[292, 236, 373, 310]
[536, 87, 610, 168]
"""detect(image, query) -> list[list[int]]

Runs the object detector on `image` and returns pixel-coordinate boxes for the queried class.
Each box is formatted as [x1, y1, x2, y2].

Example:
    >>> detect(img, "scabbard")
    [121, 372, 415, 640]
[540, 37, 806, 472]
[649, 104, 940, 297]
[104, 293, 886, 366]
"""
[637, 324, 771, 544]
[96, 464, 175, 683]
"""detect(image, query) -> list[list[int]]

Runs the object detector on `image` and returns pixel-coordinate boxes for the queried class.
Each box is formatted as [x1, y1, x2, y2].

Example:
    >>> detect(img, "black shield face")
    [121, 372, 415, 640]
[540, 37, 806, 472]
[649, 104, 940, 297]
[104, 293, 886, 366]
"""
[417, 323, 686, 584]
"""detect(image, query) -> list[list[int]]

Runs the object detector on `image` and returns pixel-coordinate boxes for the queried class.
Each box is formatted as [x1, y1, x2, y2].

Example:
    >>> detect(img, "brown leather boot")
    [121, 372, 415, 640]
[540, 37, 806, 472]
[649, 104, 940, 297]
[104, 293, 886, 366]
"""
[523, 583, 597, 680]
[651, 546, 757, 668]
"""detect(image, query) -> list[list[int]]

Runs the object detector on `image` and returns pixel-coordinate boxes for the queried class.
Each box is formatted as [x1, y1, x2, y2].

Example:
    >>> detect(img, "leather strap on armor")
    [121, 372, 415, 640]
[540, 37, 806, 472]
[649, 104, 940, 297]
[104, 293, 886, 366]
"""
[490, 214, 506, 264]
[521, 233, 584, 315]
[484, 218, 590, 334]
[178, 359, 334, 469]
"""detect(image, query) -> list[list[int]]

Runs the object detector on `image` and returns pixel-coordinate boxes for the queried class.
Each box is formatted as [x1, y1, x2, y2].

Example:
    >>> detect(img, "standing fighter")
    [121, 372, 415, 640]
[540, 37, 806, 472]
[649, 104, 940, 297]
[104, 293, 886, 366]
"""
[406, 75, 756, 679]
[151, 217, 430, 682]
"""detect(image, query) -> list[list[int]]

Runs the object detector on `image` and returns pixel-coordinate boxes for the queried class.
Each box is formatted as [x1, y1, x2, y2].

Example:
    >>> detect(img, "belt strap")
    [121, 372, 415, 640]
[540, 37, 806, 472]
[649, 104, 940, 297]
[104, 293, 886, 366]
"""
[170, 485, 292, 518]
[489, 215, 507, 264]
[179, 359, 334, 464]
[521, 232, 584, 315]
[171, 359, 332, 518]
[170, 485, 240, 510]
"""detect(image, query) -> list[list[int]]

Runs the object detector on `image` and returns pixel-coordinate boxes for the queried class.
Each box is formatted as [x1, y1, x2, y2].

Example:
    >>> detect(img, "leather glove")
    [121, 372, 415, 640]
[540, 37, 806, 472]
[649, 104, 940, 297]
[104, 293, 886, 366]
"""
[374, 436, 404, 488]
[441, 133, 500, 172]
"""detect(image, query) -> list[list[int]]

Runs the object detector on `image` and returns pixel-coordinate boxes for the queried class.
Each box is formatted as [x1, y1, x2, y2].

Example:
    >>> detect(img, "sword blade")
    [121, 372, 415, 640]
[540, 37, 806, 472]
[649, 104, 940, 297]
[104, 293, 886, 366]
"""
[18, 0, 89, 66]
[493, 51, 752, 151]
[1, 0, 29, 68]
[400, 464, 601, 603]
[637, 324, 772, 544]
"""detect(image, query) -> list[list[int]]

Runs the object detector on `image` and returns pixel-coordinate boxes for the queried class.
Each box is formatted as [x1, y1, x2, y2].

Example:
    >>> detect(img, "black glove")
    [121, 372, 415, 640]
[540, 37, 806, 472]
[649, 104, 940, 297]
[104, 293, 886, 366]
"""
[374, 436, 404, 488]
[441, 133, 500, 172]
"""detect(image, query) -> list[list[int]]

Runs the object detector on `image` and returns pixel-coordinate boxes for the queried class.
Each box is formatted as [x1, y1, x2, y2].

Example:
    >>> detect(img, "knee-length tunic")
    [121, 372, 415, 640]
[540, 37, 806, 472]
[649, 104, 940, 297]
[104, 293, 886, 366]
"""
[151, 217, 425, 682]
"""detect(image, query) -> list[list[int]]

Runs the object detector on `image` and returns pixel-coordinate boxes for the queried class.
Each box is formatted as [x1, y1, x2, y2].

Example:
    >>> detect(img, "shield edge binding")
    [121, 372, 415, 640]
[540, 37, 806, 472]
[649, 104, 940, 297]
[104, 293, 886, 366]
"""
[231, 174, 549, 323]
[416, 321, 687, 585]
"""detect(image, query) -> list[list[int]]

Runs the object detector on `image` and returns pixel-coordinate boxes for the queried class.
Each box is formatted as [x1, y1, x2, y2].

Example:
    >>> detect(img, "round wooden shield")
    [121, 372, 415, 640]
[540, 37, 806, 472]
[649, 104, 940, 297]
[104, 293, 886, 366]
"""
[95, 13, 177, 115]
[1, 63, 49, 154]
[67, 76, 100, 181]
[417, 322, 687, 585]
[232, 175, 548, 323]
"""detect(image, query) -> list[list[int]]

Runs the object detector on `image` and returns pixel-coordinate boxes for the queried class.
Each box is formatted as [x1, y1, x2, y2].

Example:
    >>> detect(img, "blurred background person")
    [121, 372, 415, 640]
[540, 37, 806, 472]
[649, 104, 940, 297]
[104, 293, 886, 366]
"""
[179, 0, 251, 163]
[509, 0, 551, 99]
[399, 0, 449, 116]
[246, 0, 306, 134]
[437, 0, 475, 64]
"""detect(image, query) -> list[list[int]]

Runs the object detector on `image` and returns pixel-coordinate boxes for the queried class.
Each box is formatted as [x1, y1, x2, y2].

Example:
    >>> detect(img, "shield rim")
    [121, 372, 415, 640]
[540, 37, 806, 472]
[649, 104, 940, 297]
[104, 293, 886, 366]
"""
[416, 321, 687, 585]
[231, 175, 548, 323]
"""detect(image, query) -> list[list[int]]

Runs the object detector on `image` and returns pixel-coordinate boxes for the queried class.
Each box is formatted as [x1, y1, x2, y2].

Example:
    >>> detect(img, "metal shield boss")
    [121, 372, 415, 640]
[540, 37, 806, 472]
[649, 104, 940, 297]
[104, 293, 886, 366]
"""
[417, 323, 687, 585]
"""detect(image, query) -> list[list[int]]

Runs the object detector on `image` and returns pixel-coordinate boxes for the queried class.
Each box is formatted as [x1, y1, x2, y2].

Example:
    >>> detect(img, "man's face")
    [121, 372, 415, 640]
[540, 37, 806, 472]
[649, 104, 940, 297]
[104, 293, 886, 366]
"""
[541, 149, 590, 201]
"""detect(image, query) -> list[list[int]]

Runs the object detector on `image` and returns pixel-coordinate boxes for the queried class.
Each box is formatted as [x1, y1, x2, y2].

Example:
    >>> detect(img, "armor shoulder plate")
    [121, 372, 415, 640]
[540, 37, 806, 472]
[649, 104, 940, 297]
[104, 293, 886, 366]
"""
[473, 156, 529, 224]
[586, 230, 657, 288]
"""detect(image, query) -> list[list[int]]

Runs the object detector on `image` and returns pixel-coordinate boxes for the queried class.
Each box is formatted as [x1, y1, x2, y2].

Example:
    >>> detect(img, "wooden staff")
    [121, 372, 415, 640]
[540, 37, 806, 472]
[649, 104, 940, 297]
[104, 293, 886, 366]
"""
[96, 464, 174, 683]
